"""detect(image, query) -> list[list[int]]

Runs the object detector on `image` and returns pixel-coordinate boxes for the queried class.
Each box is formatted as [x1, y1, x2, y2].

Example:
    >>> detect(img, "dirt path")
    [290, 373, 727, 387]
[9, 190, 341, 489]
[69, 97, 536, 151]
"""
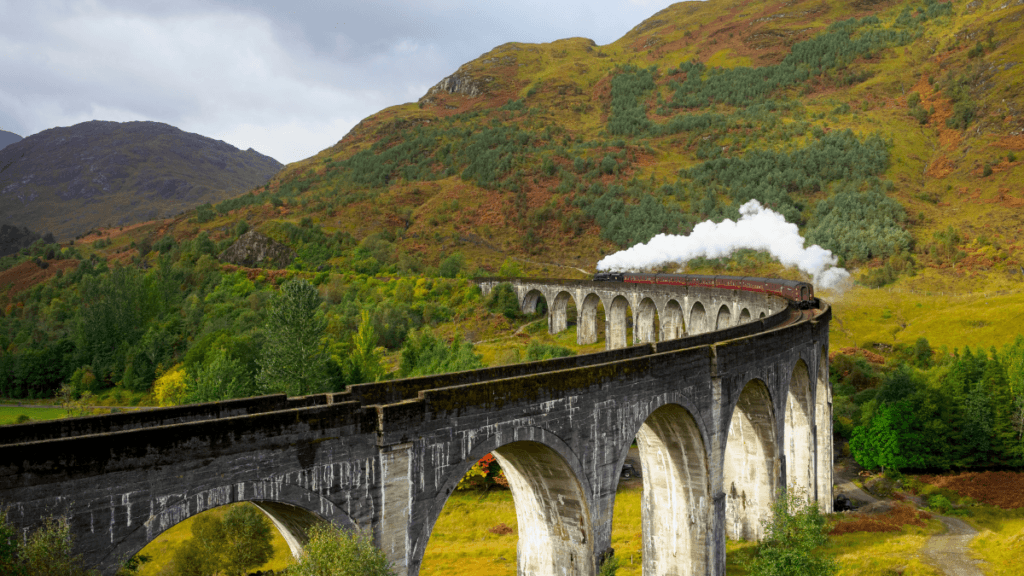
[922, 515, 984, 576]
[833, 459, 985, 576]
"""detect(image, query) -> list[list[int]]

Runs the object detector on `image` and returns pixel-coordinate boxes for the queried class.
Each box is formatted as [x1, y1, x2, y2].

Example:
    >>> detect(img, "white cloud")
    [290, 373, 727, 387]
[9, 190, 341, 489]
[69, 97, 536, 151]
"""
[596, 200, 851, 290]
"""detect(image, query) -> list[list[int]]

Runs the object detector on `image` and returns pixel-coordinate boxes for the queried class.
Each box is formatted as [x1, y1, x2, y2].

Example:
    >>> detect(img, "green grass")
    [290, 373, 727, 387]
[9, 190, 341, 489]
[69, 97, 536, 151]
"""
[828, 521, 944, 576]
[970, 517, 1024, 576]
[0, 405, 67, 425]
[136, 502, 294, 576]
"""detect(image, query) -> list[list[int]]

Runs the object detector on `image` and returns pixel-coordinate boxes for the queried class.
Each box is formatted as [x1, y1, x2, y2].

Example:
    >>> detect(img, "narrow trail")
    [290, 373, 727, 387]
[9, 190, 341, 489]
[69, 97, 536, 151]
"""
[922, 515, 984, 576]
[832, 460, 985, 576]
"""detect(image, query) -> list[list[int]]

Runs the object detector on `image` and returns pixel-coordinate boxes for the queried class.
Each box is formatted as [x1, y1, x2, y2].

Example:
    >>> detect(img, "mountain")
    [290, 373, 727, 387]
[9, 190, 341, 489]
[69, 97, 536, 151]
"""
[4, 0, 1024, 360]
[0, 130, 21, 151]
[0, 120, 283, 241]
[243, 0, 1022, 287]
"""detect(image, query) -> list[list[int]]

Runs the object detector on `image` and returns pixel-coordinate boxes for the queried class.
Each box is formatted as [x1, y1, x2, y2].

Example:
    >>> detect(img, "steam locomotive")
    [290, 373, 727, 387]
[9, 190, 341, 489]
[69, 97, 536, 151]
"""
[593, 272, 818, 309]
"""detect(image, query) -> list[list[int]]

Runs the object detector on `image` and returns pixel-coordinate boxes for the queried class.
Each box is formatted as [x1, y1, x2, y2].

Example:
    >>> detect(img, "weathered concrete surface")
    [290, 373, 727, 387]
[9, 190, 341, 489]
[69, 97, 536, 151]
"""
[0, 278, 832, 576]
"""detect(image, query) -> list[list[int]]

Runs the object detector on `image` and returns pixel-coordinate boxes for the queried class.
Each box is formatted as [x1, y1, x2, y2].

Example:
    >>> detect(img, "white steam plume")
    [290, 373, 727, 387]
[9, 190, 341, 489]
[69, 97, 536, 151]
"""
[596, 199, 850, 289]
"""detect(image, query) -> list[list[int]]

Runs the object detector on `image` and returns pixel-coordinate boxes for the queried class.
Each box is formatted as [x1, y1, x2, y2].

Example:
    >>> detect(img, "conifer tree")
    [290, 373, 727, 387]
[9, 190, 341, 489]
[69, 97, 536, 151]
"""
[257, 278, 329, 396]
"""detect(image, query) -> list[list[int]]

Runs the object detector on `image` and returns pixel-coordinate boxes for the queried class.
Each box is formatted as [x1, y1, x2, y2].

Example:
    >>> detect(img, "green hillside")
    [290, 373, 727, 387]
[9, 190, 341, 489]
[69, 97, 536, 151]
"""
[2, 0, 1023, 401]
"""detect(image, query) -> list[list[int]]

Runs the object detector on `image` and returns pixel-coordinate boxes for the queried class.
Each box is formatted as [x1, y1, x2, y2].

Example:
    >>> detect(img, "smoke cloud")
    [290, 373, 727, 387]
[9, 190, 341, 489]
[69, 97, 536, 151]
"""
[596, 199, 850, 289]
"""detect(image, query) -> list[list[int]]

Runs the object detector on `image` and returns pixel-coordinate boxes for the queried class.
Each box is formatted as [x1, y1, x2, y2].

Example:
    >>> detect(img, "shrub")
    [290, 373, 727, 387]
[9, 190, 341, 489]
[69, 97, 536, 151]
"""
[745, 490, 837, 576]
[283, 523, 395, 576]
[526, 341, 575, 361]
[0, 509, 98, 576]
[599, 554, 621, 576]
[928, 494, 953, 514]
[438, 252, 464, 278]
[487, 283, 521, 319]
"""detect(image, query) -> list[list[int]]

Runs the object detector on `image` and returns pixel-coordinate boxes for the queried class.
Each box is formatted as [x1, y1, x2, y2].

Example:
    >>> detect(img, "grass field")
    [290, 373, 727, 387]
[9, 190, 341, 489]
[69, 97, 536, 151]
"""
[136, 502, 294, 576]
[0, 405, 67, 425]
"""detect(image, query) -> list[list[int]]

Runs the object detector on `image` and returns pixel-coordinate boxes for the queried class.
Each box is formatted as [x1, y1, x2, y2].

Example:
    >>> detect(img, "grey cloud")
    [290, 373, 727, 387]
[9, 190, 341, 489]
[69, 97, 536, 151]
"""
[0, 0, 679, 163]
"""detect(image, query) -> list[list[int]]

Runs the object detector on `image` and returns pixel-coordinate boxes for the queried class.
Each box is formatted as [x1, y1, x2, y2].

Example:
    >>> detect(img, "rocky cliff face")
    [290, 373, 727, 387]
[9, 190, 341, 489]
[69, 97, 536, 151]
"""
[218, 230, 295, 268]
[0, 120, 283, 240]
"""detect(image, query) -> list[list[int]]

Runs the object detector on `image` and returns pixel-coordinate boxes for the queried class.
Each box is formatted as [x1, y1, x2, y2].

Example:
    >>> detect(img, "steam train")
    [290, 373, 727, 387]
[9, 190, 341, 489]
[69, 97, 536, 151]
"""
[593, 272, 818, 309]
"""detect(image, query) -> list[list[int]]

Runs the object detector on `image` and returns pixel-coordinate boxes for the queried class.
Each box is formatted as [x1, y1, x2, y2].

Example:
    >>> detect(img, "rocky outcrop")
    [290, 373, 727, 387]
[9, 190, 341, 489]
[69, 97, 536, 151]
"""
[421, 70, 487, 103]
[218, 230, 294, 268]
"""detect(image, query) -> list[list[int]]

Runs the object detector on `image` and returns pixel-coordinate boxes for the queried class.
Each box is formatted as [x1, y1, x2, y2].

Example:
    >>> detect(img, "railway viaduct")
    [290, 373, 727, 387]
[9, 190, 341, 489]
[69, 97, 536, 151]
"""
[0, 277, 832, 576]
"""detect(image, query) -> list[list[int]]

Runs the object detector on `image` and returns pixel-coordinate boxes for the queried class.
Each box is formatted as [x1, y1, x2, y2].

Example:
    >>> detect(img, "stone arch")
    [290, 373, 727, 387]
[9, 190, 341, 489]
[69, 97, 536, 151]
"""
[715, 304, 732, 331]
[118, 482, 353, 571]
[662, 300, 685, 341]
[608, 295, 632, 350]
[635, 297, 659, 345]
[759, 311, 766, 319]
[738, 308, 751, 324]
[579, 293, 603, 345]
[415, 429, 594, 576]
[689, 302, 707, 335]
[521, 289, 548, 315]
[632, 403, 712, 576]
[723, 380, 778, 541]
[786, 359, 814, 499]
[816, 347, 833, 511]
[550, 291, 576, 335]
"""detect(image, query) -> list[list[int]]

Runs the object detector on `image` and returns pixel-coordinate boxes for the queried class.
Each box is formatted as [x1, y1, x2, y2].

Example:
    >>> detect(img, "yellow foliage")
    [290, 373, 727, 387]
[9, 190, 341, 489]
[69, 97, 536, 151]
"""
[154, 364, 188, 406]
[414, 277, 430, 300]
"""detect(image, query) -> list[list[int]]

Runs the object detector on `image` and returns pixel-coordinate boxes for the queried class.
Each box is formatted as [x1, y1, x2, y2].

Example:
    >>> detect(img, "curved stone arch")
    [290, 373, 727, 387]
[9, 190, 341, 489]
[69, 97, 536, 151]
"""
[661, 299, 685, 341]
[610, 395, 713, 576]
[106, 481, 355, 571]
[815, 346, 833, 511]
[785, 359, 814, 500]
[759, 311, 766, 319]
[635, 297, 659, 345]
[722, 379, 778, 541]
[738, 308, 752, 324]
[521, 288, 547, 315]
[608, 294, 632, 349]
[578, 293, 603, 345]
[550, 290, 577, 335]
[715, 304, 732, 331]
[689, 301, 707, 335]
[412, 427, 595, 576]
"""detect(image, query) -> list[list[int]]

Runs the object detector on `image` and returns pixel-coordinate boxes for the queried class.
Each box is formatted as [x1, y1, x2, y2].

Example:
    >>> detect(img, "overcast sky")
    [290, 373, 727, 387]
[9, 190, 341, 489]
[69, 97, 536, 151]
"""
[0, 0, 681, 165]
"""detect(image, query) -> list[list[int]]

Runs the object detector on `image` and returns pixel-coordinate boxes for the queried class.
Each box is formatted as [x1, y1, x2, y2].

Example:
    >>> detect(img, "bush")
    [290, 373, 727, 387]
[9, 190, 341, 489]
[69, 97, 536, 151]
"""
[438, 252, 464, 278]
[526, 340, 575, 361]
[283, 523, 395, 576]
[928, 494, 952, 514]
[487, 283, 521, 320]
[0, 509, 98, 576]
[745, 490, 837, 576]
[599, 554, 621, 576]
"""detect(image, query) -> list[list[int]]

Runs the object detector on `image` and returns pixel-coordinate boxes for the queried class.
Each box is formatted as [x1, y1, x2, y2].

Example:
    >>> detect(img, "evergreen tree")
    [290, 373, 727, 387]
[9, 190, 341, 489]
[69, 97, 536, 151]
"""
[257, 278, 330, 396]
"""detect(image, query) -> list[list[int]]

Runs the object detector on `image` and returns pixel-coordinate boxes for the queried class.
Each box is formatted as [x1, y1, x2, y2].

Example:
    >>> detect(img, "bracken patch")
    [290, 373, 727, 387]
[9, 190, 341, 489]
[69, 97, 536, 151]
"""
[916, 471, 1024, 509]
[829, 503, 932, 535]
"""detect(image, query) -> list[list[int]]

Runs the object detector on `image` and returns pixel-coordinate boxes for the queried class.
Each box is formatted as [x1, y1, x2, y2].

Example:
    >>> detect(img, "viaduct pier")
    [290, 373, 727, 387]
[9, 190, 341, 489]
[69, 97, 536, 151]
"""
[0, 277, 832, 576]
